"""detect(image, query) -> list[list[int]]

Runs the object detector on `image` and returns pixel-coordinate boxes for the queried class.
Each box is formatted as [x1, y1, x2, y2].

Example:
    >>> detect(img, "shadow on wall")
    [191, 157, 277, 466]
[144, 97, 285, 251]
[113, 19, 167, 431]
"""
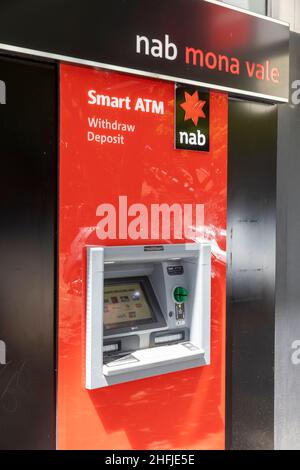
[87, 360, 224, 450]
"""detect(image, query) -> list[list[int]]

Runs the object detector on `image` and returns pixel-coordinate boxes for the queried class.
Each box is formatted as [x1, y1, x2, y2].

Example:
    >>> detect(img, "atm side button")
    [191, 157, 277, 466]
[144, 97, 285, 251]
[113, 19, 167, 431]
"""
[154, 333, 184, 345]
[103, 344, 119, 353]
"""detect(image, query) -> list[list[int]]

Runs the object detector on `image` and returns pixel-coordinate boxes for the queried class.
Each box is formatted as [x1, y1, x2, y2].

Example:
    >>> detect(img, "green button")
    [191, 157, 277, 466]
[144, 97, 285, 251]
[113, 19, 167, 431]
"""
[173, 287, 188, 303]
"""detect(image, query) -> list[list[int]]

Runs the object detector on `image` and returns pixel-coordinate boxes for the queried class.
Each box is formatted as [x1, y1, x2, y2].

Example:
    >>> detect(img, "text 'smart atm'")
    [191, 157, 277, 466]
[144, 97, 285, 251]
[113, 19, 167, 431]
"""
[86, 243, 211, 389]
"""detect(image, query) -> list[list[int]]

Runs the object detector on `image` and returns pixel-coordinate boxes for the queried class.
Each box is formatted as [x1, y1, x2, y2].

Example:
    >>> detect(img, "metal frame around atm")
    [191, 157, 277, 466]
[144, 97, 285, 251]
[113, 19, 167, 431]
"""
[85, 243, 211, 390]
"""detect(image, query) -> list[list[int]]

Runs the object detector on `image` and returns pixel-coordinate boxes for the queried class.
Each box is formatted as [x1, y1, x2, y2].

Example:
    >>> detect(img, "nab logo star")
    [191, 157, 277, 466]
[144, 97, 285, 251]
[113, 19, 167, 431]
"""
[180, 90, 206, 126]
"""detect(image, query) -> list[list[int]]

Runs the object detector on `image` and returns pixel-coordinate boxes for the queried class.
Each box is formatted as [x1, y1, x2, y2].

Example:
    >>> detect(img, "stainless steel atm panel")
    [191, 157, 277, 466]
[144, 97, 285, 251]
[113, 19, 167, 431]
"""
[86, 243, 211, 389]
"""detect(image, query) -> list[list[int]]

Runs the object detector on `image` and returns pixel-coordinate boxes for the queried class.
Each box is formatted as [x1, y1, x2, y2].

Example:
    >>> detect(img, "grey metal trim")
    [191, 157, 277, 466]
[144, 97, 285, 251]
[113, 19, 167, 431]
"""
[205, 0, 289, 25]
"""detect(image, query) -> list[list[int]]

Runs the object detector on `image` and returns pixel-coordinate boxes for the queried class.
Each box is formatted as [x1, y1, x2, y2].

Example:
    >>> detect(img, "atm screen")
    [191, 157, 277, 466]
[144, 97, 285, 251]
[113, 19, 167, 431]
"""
[103, 277, 166, 334]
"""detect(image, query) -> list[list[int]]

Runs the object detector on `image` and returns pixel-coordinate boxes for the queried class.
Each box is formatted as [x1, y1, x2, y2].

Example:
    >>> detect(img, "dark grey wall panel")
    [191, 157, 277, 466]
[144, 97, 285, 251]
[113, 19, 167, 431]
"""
[275, 32, 300, 451]
[0, 56, 57, 449]
[227, 100, 277, 450]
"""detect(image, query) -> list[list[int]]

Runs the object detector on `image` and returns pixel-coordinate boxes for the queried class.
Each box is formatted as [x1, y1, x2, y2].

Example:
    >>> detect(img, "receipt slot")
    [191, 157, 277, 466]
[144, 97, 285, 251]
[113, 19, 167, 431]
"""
[86, 243, 211, 389]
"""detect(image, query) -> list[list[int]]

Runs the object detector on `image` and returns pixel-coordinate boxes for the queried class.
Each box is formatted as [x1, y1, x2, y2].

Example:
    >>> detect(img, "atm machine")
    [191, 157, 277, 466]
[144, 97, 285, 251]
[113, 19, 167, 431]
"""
[86, 243, 211, 389]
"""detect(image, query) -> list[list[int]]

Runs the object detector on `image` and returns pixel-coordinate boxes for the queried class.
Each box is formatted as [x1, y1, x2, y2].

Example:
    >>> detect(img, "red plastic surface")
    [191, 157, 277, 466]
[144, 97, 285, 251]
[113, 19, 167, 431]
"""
[58, 63, 228, 450]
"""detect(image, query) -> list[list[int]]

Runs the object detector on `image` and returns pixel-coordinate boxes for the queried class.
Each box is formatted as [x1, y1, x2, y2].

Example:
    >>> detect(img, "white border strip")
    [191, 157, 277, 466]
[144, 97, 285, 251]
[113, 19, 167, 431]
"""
[204, 0, 290, 26]
[0, 42, 289, 103]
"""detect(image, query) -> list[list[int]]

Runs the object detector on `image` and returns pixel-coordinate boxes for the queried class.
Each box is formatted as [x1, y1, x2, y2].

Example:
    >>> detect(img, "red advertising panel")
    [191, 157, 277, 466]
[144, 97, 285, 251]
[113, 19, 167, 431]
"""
[58, 63, 228, 449]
